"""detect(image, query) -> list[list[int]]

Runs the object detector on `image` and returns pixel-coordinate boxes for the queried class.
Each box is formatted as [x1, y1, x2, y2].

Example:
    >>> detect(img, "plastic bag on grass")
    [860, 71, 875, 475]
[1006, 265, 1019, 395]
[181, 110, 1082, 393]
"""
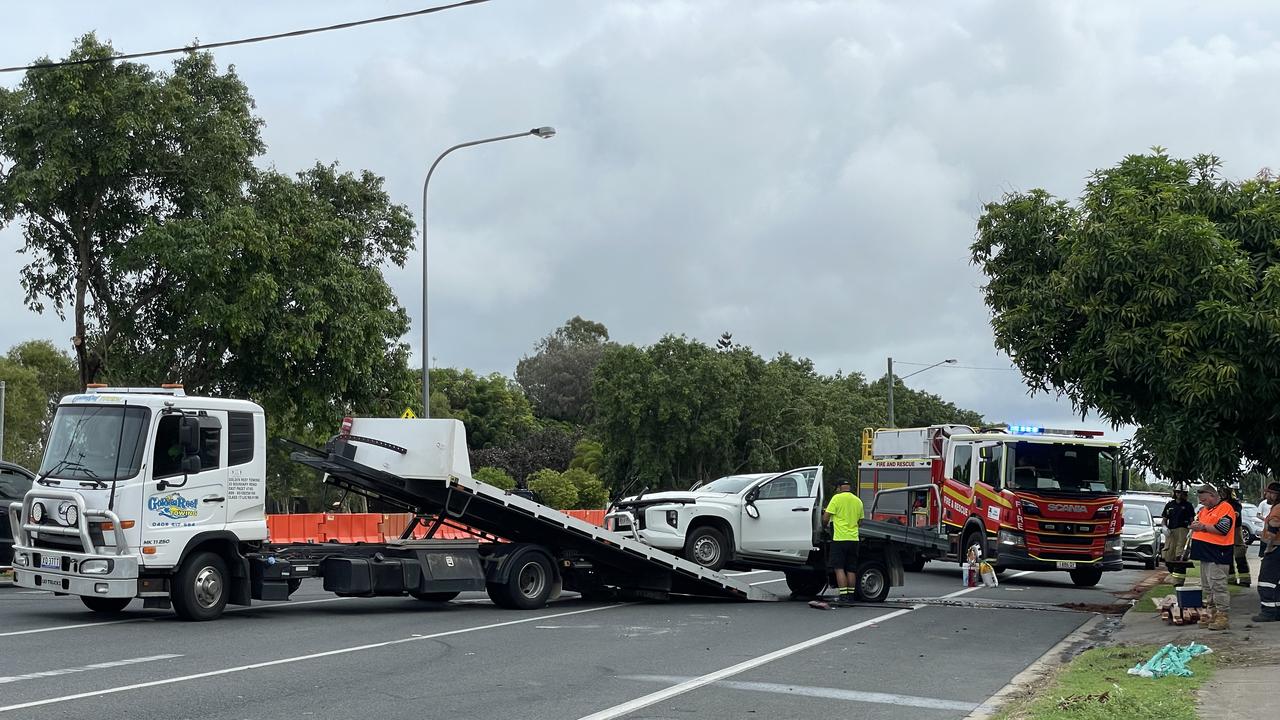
[1127, 642, 1213, 678]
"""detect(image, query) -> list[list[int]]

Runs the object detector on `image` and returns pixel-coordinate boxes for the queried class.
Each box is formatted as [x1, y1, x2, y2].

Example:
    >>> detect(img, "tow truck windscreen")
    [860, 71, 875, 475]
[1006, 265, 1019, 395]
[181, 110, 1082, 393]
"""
[1008, 442, 1119, 494]
[39, 405, 149, 481]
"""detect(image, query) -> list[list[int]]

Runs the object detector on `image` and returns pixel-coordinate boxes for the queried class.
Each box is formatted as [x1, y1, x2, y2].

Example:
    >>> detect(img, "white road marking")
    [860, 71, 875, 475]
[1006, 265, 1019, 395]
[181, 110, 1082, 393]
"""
[0, 604, 626, 715]
[0, 655, 181, 685]
[575, 569, 1039, 720]
[621, 675, 984, 712]
[0, 596, 355, 638]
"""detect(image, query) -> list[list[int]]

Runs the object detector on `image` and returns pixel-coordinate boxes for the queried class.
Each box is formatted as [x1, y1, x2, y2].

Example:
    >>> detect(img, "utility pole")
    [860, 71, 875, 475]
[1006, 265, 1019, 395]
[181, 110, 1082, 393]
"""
[886, 358, 895, 429]
[0, 380, 6, 462]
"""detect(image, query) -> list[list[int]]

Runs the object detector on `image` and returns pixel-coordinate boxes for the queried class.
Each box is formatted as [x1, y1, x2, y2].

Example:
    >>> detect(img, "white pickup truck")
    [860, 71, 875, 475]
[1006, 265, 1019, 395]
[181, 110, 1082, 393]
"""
[602, 467, 879, 597]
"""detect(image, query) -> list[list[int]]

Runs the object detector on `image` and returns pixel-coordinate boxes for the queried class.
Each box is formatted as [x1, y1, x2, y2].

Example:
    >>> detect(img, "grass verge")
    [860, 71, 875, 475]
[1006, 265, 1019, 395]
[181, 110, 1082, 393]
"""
[1133, 580, 1244, 613]
[993, 644, 1214, 720]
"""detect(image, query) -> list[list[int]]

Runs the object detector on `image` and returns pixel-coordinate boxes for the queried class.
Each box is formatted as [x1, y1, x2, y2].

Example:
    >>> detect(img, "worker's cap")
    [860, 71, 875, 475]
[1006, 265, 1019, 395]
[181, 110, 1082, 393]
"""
[1194, 484, 1219, 497]
[1266, 482, 1280, 494]
[835, 478, 852, 487]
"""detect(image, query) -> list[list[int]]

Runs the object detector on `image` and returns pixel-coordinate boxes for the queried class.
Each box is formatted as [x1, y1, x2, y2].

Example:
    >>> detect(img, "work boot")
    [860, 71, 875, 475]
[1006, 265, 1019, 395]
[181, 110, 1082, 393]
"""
[1199, 609, 1213, 628]
[1250, 613, 1280, 623]
[1209, 611, 1230, 631]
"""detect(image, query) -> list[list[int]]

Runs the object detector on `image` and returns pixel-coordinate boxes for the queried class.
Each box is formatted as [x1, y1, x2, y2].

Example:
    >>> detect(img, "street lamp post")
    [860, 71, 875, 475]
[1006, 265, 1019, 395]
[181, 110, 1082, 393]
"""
[421, 126, 556, 417]
[886, 357, 957, 428]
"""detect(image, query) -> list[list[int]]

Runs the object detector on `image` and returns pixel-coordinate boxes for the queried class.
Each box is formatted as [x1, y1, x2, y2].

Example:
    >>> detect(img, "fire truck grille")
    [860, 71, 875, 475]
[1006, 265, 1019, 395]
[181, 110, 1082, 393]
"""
[1031, 534, 1096, 546]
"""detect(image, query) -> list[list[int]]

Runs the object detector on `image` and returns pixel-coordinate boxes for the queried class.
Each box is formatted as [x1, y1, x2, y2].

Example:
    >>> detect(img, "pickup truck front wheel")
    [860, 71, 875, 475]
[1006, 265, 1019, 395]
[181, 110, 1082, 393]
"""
[684, 526, 729, 571]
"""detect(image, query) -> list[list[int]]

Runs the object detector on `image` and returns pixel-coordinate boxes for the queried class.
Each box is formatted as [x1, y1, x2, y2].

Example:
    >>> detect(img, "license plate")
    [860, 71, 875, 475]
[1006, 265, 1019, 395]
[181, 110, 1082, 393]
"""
[1056, 561, 1077, 570]
[39, 555, 60, 570]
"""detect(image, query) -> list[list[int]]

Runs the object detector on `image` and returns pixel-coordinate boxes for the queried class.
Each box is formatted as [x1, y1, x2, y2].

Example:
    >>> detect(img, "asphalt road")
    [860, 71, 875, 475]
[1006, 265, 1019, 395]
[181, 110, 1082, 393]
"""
[0, 562, 1151, 720]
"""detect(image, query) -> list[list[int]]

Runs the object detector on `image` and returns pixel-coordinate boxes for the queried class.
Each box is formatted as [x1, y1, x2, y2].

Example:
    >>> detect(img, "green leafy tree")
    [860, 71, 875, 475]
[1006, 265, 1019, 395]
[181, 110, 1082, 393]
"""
[474, 466, 517, 491]
[569, 439, 604, 475]
[563, 467, 608, 509]
[515, 316, 613, 424]
[972, 149, 1280, 483]
[469, 423, 581, 487]
[429, 368, 535, 449]
[0, 340, 79, 469]
[0, 35, 264, 388]
[527, 468, 578, 510]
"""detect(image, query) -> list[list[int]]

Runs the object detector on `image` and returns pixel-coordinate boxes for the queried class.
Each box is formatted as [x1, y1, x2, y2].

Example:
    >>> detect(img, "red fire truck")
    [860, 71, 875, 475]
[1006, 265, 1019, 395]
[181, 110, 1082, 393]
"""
[856, 424, 1127, 587]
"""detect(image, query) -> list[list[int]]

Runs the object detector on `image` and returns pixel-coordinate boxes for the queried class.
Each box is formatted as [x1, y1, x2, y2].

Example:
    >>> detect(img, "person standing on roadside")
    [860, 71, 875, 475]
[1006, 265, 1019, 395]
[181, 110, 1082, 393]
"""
[1258, 492, 1274, 559]
[823, 478, 864, 605]
[1223, 487, 1252, 587]
[1162, 489, 1195, 586]
[1251, 483, 1280, 622]
[1189, 484, 1238, 631]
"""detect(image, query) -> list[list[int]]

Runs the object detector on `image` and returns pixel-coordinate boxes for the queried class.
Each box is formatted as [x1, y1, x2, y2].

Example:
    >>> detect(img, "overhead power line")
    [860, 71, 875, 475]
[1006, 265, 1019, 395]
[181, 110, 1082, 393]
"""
[893, 360, 1020, 372]
[0, 0, 491, 74]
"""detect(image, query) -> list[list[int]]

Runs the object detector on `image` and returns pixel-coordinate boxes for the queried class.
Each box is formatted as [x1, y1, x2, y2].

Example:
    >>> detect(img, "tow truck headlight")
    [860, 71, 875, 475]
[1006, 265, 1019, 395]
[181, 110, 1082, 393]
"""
[30, 501, 46, 523]
[665, 510, 679, 528]
[13, 553, 29, 567]
[999, 530, 1026, 548]
[80, 559, 111, 575]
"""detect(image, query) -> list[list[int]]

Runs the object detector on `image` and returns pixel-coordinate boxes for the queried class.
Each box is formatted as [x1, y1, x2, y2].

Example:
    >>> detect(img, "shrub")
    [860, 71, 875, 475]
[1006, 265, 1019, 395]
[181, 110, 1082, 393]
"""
[527, 469, 578, 510]
[474, 466, 516, 491]
[563, 467, 608, 509]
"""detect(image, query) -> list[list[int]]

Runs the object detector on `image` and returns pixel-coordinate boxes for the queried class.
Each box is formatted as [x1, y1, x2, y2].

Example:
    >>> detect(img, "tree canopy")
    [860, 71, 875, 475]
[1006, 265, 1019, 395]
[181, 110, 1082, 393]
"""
[0, 35, 264, 388]
[515, 316, 613, 424]
[972, 149, 1280, 483]
[0, 340, 78, 469]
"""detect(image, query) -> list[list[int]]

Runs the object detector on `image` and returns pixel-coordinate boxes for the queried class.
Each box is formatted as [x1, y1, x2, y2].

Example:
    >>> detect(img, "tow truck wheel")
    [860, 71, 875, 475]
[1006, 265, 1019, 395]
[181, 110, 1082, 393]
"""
[854, 560, 891, 603]
[784, 569, 827, 598]
[410, 591, 460, 602]
[684, 526, 729, 571]
[172, 551, 229, 621]
[488, 552, 554, 610]
[81, 596, 131, 614]
[1069, 568, 1103, 587]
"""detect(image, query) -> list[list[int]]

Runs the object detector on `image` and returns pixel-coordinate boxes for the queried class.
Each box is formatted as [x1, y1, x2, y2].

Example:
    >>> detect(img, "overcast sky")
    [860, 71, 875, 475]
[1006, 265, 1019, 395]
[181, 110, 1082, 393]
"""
[4, 0, 1280, 440]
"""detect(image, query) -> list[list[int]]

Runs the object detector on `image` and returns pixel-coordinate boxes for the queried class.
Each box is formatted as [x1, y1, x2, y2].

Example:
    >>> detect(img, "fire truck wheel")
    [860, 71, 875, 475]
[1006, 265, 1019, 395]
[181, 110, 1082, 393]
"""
[784, 569, 827, 597]
[855, 560, 891, 602]
[684, 526, 729, 571]
[171, 551, 229, 621]
[961, 528, 986, 564]
[1069, 568, 1103, 587]
[81, 596, 131, 614]
[410, 591, 460, 602]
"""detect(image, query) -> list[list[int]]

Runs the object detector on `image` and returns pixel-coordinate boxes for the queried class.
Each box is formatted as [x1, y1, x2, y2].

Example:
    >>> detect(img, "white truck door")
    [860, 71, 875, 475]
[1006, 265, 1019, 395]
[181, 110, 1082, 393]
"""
[141, 412, 229, 564]
[738, 467, 822, 559]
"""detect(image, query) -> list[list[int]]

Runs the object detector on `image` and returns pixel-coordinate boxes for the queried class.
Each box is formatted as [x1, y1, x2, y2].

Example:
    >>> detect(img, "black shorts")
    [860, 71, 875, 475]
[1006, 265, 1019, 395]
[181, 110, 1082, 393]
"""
[829, 540, 860, 572]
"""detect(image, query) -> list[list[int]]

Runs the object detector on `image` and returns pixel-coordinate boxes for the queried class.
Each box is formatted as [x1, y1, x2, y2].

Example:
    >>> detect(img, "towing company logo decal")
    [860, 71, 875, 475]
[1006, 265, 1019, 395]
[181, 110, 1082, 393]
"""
[148, 493, 199, 520]
[1046, 503, 1088, 514]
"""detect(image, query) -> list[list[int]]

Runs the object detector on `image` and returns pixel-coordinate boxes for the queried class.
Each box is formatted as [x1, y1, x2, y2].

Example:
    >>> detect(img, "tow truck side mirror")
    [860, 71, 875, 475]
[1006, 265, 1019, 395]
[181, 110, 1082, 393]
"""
[181, 455, 202, 475]
[179, 416, 201, 457]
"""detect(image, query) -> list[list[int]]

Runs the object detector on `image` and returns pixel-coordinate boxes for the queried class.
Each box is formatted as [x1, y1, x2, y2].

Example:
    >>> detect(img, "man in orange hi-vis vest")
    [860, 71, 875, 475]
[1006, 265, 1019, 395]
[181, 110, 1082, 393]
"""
[1189, 484, 1238, 631]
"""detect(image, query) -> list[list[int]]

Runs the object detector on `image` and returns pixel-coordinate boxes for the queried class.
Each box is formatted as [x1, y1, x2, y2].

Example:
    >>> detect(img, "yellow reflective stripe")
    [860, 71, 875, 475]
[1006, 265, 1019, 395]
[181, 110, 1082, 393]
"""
[976, 487, 1012, 508]
[943, 485, 969, 503]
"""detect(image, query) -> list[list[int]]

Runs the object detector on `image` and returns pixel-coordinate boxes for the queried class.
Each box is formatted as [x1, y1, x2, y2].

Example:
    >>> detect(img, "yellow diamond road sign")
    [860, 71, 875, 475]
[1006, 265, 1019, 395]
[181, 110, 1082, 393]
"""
[401, 408, 417, 419]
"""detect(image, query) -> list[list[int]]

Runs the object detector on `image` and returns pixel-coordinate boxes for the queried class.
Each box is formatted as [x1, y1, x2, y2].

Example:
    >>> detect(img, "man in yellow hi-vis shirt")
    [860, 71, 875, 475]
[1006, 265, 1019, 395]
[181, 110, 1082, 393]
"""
[823, 478, 865, 604]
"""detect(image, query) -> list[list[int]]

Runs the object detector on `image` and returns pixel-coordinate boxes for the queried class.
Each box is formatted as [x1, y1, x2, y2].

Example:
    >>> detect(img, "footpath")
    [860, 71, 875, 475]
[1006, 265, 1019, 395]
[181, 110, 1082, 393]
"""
[1109, 554, 1278, 718]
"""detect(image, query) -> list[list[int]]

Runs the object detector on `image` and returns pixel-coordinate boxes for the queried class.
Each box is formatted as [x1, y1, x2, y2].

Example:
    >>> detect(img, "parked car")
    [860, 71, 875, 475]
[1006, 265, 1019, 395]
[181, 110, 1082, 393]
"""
[0, 461, 37, 567]
[1121, 492, 1172, 530]
[1240, 503, 1264, 545]
[1121, 503, 1163, 569]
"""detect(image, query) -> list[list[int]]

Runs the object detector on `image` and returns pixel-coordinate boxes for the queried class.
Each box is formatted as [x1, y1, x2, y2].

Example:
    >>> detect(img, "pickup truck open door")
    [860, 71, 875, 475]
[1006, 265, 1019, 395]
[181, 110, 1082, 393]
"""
[738, 466, 822, 560]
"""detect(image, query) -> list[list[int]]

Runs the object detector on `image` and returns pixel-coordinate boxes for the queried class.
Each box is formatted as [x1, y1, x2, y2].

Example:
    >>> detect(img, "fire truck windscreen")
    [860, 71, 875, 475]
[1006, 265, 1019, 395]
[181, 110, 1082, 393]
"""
[1008, 442, 1120, 495]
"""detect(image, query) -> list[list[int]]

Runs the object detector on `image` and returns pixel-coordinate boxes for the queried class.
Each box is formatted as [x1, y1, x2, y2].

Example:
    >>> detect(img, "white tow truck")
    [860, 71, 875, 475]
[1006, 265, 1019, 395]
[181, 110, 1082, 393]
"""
[8, 387, 802, 620]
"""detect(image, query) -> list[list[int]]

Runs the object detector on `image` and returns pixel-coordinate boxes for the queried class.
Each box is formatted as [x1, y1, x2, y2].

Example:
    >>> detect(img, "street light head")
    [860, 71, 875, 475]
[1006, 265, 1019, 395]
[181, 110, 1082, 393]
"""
[945, 358, 958, 364]
[532, 126, 556, 139]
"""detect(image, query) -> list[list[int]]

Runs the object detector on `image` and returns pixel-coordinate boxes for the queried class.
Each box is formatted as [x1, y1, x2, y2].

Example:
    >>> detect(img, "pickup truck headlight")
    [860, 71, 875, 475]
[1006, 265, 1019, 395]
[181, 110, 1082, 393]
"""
[999, 529, 1026, 548]
[665, 510, 679, 528]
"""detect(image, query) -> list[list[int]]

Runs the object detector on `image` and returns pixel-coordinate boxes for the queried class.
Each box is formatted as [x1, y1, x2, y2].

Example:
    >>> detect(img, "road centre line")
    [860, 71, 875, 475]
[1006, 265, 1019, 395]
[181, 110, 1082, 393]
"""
[0, 604, 626, 715]
[0, 596, 355, 638]
[575, 570, 1037, 720]
[0, 655, 181, 686]
[620, 675, 985, 712]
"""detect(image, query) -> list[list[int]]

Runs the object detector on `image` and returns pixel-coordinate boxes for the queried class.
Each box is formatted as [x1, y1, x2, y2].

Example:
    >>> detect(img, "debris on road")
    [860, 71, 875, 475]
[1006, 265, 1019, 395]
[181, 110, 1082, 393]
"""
[1126, 642, 1213, 678]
